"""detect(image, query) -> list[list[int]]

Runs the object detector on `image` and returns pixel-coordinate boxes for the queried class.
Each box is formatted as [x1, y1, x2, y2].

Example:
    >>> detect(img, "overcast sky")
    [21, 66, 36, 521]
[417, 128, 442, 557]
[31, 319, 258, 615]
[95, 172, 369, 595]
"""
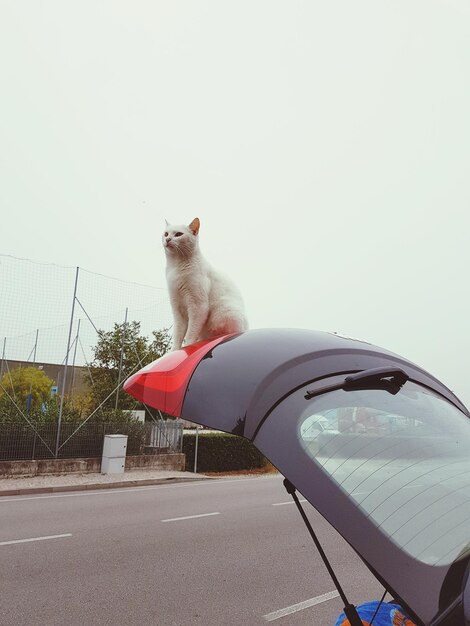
[1, 1, 469, 404]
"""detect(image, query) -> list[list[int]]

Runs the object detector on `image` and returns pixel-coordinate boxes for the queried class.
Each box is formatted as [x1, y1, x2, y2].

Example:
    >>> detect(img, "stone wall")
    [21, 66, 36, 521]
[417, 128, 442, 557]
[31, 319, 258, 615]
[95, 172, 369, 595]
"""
[0, 453, 185, 477]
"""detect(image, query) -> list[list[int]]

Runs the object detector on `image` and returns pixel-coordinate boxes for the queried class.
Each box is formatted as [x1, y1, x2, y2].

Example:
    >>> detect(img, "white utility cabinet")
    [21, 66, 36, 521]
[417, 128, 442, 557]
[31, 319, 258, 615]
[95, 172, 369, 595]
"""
[101, 434, 128, 474]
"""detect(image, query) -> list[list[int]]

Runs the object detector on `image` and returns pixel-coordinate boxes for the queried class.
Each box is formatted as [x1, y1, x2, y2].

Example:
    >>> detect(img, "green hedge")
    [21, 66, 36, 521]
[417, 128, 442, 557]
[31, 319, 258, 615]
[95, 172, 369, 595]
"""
[183, 431, 269, 472]
[0, 421, 146, 461]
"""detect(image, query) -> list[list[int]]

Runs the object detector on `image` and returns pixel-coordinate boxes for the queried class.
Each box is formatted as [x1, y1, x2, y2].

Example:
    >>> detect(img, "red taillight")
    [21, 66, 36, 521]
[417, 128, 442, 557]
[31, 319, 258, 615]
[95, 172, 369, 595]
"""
[123, 335, 234, 417]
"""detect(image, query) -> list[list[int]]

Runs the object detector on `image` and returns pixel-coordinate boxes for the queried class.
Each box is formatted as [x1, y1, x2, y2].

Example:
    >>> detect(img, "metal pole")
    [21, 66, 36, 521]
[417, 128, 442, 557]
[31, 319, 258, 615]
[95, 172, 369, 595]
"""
[193, 425, 199, 473]
[32, 431, 37, 460]
[0, 337, 6, 379]
[283, 479, 363, 626]
[55, 266, 79, 458]
[27, 329, 39, 413]
[114, 308, 128, 411]
[70, 318, 81, 401]
[32, 329, 39, 364]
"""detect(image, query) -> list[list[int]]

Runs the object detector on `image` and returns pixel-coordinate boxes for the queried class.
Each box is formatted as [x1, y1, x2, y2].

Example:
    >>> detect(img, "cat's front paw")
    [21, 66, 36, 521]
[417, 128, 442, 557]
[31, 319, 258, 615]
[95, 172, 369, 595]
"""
[184, 335, 199, 347]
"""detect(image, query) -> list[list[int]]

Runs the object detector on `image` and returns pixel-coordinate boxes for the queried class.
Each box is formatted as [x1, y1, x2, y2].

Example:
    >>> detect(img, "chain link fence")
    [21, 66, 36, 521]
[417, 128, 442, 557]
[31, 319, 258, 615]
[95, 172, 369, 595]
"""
[0, 254, 181, 461]
[0, 421, 183, 461]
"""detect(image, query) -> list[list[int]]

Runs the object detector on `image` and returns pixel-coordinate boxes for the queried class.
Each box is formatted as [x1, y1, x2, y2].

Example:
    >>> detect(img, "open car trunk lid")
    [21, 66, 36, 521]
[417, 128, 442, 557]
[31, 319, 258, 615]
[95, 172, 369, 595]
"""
[124, 328, 470, 625]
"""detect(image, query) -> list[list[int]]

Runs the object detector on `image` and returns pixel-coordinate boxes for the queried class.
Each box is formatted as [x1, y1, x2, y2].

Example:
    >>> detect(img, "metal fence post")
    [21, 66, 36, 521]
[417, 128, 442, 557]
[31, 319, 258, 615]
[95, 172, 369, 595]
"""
[69, 318, 81, 402]
[26, 329, 39, 413]
[55, 266, 79, 458]
[32, 431, 37, 460]
[114, 307, 128, 411]
[194, 425, 199, 473]
[0, 337, 6, 380]
[32, 328, 39, 364]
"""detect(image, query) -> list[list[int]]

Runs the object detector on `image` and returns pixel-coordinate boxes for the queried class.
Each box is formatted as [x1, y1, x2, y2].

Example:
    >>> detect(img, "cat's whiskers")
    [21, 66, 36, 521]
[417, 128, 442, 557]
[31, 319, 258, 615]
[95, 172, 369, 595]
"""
[174, 243, 187, 259]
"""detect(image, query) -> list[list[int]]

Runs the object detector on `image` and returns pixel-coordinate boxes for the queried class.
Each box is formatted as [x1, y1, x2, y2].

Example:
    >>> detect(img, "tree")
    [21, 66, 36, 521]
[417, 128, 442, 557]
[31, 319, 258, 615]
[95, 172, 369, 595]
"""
[0, 367, 83, 424]
[87, 321, 171, 411]
[0, 367, 53, 411]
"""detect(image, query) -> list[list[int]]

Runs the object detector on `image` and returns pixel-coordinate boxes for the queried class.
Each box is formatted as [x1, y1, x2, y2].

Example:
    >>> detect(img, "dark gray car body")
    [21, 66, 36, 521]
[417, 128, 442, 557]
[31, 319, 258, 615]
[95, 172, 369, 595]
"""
[124, 328, 470, 625]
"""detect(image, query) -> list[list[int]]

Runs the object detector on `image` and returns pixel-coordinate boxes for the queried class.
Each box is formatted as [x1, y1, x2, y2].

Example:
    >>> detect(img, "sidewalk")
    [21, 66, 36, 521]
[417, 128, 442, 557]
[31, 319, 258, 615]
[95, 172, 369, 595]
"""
[0, 468, 211, 497]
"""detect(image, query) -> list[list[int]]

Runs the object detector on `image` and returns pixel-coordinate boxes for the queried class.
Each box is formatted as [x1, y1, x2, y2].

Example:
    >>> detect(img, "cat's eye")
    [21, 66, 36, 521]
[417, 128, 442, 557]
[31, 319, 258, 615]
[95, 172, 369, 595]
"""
[175, 232, 183, 237]
[164, 232, 168, 237]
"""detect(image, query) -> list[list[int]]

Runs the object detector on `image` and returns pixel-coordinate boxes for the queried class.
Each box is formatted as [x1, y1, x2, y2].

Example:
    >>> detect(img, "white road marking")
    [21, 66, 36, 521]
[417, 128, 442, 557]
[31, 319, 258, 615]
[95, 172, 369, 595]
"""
[0, 533, 72, 546]
[0, 476, 266, 503]
[272, 499, 307, 506]
[263, 590, 340, 621]
[161, 512, 220, 523]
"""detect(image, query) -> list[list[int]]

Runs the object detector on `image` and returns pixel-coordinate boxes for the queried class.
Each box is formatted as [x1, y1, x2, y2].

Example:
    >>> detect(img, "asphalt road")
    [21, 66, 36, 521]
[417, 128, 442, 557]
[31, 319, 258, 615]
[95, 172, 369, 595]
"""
[0, 475, 383, 626]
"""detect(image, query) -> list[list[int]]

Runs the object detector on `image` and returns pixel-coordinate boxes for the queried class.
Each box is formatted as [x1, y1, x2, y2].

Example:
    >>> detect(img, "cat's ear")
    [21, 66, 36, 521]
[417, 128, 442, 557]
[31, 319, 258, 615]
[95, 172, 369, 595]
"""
[164, 218, 169, 226]
[188, 217, 200, 236]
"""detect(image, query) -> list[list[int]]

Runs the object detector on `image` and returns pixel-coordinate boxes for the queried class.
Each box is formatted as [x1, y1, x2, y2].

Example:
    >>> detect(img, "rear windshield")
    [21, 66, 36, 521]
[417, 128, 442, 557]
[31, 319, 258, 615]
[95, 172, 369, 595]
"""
[298, 382, 470, 566]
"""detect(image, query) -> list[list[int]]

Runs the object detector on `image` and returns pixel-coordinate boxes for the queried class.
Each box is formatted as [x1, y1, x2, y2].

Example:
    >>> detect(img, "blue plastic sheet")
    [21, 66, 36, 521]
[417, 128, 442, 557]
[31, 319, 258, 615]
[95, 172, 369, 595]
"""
[334, 601, 417, 625]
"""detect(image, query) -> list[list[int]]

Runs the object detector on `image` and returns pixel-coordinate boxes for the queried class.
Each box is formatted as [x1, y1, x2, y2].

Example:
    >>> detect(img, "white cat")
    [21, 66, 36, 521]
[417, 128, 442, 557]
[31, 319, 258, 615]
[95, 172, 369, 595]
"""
[163, 217, 248, 350]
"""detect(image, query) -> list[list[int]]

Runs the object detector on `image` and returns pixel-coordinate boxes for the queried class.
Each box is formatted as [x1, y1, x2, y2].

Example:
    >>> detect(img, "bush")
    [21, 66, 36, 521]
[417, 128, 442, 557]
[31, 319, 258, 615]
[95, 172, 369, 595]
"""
[55, 420, 147, 458]
[0, 420, 147, 461]
[183, 431, 269, 472]
[0, 393, 149, 459]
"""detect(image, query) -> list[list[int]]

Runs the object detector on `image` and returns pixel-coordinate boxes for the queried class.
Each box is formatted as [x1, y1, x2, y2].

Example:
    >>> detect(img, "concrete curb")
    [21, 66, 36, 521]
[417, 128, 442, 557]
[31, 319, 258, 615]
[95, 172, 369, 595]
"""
[0, 475, 213, 497]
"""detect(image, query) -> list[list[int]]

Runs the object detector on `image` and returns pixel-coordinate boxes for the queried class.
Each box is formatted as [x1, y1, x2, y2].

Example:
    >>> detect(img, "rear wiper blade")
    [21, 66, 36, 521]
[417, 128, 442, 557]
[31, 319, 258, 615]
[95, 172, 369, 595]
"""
[305, 367, 409, 399]
[343, 367, 409, 395]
